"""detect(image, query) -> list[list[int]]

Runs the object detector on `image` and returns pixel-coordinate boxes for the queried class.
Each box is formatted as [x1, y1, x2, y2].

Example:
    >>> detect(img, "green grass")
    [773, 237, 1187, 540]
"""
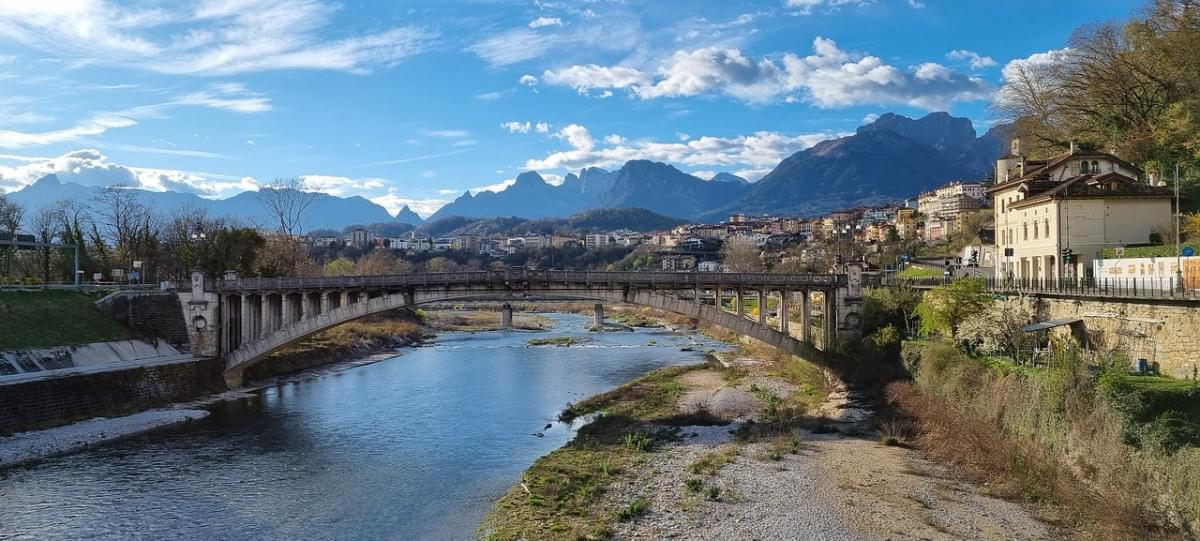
[897, 266, 943, 279]
[527, 336, 578, 347]
[559, 365, 695, 423]
[688, 445, 739, 476]
[0, 290, 138, 350]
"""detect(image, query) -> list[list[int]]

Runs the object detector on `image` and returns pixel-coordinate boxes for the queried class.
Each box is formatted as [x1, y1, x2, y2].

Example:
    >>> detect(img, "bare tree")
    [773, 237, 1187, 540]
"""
[258, 177, 317, 237]
[29, 202, 65, 282]
[0, 190, 25, 276]
[92, 185, 159, 280]
[720, 236, 764, 272]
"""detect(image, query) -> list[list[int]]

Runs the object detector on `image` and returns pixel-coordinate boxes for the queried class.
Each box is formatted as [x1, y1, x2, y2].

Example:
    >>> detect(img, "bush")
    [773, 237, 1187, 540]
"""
[614, 498, 648, 521]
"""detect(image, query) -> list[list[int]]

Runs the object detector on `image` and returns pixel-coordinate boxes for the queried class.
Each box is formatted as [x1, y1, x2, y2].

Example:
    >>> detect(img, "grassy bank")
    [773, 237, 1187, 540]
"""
[243, 310, 425, 382]
[889, 340, 1200, 539]
[481, 363, 711, 541]
[0, 290, 137, 350]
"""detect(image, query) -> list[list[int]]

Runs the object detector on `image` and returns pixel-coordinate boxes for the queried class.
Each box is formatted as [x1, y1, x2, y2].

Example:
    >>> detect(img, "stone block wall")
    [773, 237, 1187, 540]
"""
[0, 357, 225, 435]
[96, 291, 191, 352]
[1036, 296, 1200, 379]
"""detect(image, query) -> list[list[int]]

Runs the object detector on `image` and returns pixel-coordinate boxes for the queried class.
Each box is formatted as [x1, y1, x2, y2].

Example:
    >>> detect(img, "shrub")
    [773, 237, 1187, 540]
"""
[622, 431, 655, 452]
[684, 478, 704, 493]
[704, 486, 722, 501]
[614, 498, 648, 521]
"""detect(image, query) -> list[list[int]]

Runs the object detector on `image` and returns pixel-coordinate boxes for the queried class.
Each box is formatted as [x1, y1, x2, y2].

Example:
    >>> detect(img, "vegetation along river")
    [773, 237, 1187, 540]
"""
[0, 313, 727, 540]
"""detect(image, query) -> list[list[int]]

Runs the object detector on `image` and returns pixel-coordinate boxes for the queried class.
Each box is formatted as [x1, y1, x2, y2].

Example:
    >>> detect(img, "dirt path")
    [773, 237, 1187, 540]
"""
[608, 367, 1056, 541]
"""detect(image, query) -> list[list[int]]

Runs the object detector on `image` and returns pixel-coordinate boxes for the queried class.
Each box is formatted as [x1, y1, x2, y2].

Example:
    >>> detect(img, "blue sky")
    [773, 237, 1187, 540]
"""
[0, 0, 1140, 217]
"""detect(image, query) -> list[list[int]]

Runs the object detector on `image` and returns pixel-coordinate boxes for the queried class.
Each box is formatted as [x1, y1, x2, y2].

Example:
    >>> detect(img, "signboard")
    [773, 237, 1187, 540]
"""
[133, 260, 143, 269]
[1094, 256, 1200, 291]
[1185, 247, 1196, 257]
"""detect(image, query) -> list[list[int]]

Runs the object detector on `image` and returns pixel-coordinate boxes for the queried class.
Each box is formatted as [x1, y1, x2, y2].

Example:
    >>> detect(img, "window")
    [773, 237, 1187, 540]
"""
[1080, 161, 1089, 173]
[1045, 219, 1050, 238]
[1091, 160, 1099, 173]
[1034, 223, 1039, 239]
[1023, 222, 1028, 241]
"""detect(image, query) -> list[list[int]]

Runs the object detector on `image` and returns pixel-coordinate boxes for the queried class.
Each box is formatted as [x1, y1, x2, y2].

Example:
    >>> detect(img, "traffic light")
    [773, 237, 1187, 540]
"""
[1061, 247, 1074, 262]
[835, 254, 843, 264]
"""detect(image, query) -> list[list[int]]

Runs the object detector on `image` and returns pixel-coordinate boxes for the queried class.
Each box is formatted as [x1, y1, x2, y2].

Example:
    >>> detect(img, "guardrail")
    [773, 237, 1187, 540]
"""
[884, 275, 1200, 300]
[217, 270, 847, 292]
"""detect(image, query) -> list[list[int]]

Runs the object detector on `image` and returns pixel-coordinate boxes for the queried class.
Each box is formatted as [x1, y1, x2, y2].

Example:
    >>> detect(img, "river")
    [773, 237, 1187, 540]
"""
[0, 313, 726, 541]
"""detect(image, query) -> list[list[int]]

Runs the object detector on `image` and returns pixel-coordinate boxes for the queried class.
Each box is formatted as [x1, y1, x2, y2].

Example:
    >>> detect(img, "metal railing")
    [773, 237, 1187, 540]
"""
[884, 275, 1200, 301]
[217, 269, 847, 292]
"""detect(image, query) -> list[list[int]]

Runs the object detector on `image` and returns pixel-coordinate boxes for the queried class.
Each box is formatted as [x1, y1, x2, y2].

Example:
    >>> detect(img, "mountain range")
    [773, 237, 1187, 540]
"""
[4, 112, 1008, 231]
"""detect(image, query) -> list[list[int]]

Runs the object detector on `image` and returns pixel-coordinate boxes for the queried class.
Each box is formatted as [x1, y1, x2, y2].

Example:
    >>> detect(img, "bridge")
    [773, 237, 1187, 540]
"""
[177, 268, 865, 386]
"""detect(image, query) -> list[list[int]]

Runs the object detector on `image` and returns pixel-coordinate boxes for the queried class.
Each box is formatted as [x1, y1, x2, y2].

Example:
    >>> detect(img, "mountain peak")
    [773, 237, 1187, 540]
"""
[857, 111, 977, 150]
[711, 172, 749, 185]
[513, 171, 545, 186]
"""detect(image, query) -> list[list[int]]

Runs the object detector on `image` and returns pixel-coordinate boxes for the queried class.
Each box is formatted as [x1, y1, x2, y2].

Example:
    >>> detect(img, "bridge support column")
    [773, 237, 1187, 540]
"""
[340, 291, 350, 307]
[800, 290, 810, 343]
[240, 294, 253, 345]
[594, 304, 604, 327]
[320, 292, 331, 314]
[779, 290, 789, 335]
[758, 289, 767, 325]
[824, 290, 836, 351]
[281, 293, 293, 325]
[735, 288, 744, 317]
[501, 303, 513, 329]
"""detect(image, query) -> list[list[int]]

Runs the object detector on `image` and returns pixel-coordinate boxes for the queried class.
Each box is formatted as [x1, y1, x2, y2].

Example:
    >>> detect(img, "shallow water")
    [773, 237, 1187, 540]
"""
[0, 313, 725, 541]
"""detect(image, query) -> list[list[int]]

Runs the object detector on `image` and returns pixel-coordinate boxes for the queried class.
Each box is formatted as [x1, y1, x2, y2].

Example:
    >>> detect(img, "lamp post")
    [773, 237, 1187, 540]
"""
[190, 227, 207, 273]
[1177, 164, 1184, 292]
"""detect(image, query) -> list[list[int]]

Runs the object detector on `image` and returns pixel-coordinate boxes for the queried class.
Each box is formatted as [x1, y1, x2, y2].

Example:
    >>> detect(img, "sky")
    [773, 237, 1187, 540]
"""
[0, 0, 1141, 218]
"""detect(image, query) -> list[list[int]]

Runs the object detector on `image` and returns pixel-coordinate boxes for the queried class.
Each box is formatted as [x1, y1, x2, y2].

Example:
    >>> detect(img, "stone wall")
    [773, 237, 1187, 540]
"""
[1034, 296, 1200, 378]
[96, 291, 191, 352]
[0, 357, 225, 435]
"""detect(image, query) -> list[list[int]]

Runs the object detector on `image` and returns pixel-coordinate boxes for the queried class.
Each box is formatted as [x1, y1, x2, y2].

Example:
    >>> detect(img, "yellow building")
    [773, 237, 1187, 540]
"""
[990, 140, 1173, 282]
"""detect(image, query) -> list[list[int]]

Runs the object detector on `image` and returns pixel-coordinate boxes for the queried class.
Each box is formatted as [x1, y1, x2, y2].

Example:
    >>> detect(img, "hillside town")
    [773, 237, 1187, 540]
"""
[284, 138, 1186, 291]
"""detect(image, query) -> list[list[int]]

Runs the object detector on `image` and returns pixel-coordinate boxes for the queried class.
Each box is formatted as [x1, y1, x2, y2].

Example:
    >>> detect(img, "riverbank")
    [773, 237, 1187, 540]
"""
[0, 408, 209, 469]
[481, 330, 1057, 540]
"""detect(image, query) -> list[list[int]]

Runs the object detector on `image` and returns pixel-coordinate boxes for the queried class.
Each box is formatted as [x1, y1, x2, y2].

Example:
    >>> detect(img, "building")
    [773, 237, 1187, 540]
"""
[584, 233, 612, 248]
[349, 228, 370, 246]
[990, 140, 1174, 281]
[661, 254, 697, 271]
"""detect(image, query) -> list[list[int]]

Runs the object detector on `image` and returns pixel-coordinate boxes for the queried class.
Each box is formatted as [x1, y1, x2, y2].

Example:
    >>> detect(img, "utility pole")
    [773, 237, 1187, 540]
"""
[1176, 164, 1184, 292]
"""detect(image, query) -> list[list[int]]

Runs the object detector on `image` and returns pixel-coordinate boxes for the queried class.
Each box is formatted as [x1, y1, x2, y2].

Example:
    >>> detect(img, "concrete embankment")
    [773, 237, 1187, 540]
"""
[0, 408, 210, 469]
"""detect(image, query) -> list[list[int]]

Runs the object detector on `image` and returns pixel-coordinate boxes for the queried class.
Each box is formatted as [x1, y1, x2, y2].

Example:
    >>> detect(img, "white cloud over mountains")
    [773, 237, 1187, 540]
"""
[540, 37, 994, 109]
[0, 0, 434, 75]
[523, 124, 837, 181]
[0, 149, 257, 195]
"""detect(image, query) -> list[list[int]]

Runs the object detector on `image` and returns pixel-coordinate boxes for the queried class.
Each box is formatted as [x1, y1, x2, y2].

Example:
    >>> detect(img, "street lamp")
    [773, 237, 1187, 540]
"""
[1176, 164, 1184, 292]
[190, 227, 207, 273]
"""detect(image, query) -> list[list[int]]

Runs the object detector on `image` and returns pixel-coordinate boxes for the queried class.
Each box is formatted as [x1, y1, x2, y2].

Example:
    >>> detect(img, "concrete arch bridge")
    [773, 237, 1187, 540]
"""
[177, 269, 864, 386]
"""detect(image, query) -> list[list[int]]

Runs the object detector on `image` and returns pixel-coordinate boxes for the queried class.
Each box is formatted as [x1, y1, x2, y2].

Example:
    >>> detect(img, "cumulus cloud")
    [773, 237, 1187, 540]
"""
[519, 74, 539, 86]
[299, 174, 386, 197]
[535, 122, 550, 134]
[0, 1, 435, 75]
[0, 149, 257, 196]
[947, 49, 997, 69]
[528, 16, 562, 28]
[524, 124, 837, 180]
[1001, 48, 1070, 82]
[539, 38, 993, 109]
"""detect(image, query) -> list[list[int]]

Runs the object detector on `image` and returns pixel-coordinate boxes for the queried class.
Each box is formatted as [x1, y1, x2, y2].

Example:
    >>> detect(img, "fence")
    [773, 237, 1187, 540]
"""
[884, 275, 1200, 300]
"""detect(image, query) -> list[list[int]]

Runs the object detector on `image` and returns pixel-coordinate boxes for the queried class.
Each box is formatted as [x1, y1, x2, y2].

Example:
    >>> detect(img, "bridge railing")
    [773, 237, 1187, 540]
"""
[216, 270, 847, 292]
[883, 275, 1200, 300]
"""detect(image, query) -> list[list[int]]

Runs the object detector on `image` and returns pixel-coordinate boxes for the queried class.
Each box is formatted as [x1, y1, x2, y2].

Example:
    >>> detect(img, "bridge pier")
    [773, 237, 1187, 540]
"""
[779, 290, 789, 334]
[800, 290, 810, 342]
[594, 303, 604, 327]
[501, 303, 513, 329]
[758, 289, 767, 325]
[735, 288, 744, 316]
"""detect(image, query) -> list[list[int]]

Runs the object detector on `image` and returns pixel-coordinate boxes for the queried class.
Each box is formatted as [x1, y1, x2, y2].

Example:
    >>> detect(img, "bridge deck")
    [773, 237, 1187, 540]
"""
[216, 270, 846, 292]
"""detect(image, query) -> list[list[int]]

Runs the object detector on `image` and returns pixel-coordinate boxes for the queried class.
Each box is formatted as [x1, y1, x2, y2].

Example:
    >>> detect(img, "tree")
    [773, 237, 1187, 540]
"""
[876, 284, 923, 335]
[357, 250, 413, 275]
[720, 236, 763, 272]
[92, 185, 159, 281]
[29, 202, 65, 282]
[0, 190, 25, 276]
[323, 257, 356, 276]
[257, 177, 317, 237]
[916, 279, 992, 337]
[955, 296, 1037, 363]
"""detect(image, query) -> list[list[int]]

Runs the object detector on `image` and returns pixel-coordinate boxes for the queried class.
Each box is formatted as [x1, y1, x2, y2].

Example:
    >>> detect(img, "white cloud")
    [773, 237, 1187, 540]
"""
[862, 113, 879, 123]
[539, 38, 993, 109]
[528, 16, 562, 29]
[0, 83, 270, 148]
[542, 64, 650, 95]
[555, 124, 595, 151]
[534, 122, 550, 134]
[500, 121, 532, 134]
[468, 14, 639, 67]
[784, 0, 871, 15]
[0, 0, 435, 75]
[470, 178, 516, 194]
[947, 49, 996, 69]
[299, 174, 386, 197]
[519, 74, 539, 86]
[425, 129, 471, 138]
[369, 190, 447, 218]
[0, 149, 257, 196]
[524, 124, 837, 180]
[1001, 48, 1070, 82]
[908, 0, 927, 8]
